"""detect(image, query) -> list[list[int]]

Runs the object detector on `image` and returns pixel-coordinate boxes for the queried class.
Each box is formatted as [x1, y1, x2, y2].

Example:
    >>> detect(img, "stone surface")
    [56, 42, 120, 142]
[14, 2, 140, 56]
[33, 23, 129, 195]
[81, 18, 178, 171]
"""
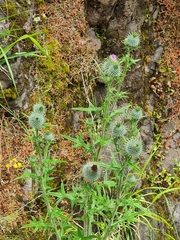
[168, 198, 180, 236]
[85, 0, 117, 26]
[87, 28, 101, 51]
[160, 120, 180, 172]
[0, 2, 35, 110]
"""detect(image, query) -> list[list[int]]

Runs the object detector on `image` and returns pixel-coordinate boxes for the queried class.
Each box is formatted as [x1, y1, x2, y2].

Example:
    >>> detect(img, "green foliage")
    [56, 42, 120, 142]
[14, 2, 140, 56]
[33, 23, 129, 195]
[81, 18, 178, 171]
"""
[0, 15, 52, 96]
[17, 34, 179, 240]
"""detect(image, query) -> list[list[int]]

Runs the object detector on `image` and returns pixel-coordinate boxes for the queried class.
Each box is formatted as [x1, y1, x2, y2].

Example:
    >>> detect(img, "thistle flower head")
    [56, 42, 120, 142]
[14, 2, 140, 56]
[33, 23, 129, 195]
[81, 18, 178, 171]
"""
[102, 55, 122, 77]
[124, 33, 140, 47]
[130, 107, 143, 120]
[82, 162, 101, 182]
[127, 174, 137, 183]
[33, 103, 46, 115]
[112, 123, 127, 138]
[29, 156, 36, 163]
[125, 138, 143, 158]
[44, 132, 55, 141]
[110, 54, 117, 61]
[28, 112, 45, 129]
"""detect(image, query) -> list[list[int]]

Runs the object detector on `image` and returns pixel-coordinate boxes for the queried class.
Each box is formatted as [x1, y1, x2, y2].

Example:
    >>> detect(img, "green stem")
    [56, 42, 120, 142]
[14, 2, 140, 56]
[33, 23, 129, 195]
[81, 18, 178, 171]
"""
[102, 185, 121, 240]
[102, 159, 128, 239]
[41, 179, 62, 240]
[34, 130, 61, 239]
[94, 81, 113, 161]
[34, 129, 43, 165]
[84, 192, 91, 236]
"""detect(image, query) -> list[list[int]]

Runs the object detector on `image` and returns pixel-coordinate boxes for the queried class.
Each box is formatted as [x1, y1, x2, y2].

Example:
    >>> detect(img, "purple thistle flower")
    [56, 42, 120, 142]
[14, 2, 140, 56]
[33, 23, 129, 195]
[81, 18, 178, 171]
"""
[110, 54, 116, 61]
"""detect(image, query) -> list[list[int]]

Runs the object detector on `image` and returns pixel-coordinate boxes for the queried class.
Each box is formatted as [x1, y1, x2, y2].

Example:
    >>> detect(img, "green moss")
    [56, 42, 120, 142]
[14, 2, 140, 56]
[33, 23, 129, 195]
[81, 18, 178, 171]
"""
[59, 59, 70, 74]
[61, 45, 71, 53]
[55, 80, 65, 90]
[39, 39, 69, 77]
[36, 0, 45, 4]
[27, 2, 88, 132]
[46, 109, 55, 123]
[1, 0, 17, 16]
[0, 88, 17, 99]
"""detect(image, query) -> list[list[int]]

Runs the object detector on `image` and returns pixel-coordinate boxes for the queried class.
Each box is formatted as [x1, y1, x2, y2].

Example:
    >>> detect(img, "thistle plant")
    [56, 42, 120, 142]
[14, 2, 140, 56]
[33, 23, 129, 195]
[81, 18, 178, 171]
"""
[33, 103, 46, 115]
[102, 54, 122, 77]
[61, 33, 166, 239]
[17, 103, 68, 240]
[18, 33, 176, 240]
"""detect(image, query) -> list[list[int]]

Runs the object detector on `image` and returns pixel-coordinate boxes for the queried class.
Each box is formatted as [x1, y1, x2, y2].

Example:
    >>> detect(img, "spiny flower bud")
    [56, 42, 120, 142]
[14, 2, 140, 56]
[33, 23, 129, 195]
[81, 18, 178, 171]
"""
[130, 107, 143, 120]
[124, 33, 140, 47]
[82, 162, 101, 182]
[112, 123, 127, 138]
[44, 132, 55, 141]
[125, 138, 143, 158]
[127, 174, 137, 183]
[102, 54, 122, 77]
[33, 103, 46, 115]
[29, 156, 36, 163]
[28, 112, 45, 129]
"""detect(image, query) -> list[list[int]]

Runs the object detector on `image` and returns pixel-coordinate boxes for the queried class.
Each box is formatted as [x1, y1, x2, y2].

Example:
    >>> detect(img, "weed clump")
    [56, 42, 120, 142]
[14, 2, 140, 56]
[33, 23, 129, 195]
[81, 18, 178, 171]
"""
[18, 34, 177, 240]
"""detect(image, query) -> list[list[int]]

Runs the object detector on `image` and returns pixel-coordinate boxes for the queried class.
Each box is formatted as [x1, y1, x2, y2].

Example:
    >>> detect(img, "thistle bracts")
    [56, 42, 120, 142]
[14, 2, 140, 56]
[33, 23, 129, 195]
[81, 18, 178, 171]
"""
[28, 103, 46, 129]
[82, 162, 101, 182]
[28, 112, 45, 129]
[112, 123, 127, 139]
[102, 54, 122, 77]
[125, 138, 143, 158]
[130, 107, 143, 120]
[124, 33, 140, 48]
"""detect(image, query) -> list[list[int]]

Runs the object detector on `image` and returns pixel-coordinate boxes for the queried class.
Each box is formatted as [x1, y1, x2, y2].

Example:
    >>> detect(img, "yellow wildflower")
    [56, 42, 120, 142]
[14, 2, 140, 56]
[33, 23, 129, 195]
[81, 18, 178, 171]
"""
[14, 163, 18, 168]
[6, 158, 22, 169]
[13, 162, 22, 169]
[6, 163, 10, 169]
[17, 162, 22, 167]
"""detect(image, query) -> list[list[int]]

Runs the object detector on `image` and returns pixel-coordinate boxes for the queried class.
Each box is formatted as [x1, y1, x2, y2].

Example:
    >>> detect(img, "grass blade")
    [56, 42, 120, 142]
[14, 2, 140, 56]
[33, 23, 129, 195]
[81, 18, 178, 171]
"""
[0, 46, 18, 95]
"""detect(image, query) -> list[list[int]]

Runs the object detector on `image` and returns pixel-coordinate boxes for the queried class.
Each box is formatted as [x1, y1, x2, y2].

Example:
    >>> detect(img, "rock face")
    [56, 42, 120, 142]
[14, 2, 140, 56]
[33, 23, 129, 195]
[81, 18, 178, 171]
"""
[86, 0, 147, 54]
[0, 1, 35, 110]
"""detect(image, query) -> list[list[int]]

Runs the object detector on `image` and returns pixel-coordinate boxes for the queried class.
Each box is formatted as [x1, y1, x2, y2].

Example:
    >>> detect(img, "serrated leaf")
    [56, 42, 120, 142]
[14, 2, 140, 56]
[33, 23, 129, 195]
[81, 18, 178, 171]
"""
[73, 102, 102, 113]
[110, 105, 129, 118]
[15, 170, 37, 180]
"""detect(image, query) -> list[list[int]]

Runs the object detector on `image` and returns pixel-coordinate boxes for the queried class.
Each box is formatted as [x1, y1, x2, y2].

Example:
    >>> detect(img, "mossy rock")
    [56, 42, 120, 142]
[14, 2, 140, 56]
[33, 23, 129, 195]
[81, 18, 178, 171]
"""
[0, 88, 17, 99]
